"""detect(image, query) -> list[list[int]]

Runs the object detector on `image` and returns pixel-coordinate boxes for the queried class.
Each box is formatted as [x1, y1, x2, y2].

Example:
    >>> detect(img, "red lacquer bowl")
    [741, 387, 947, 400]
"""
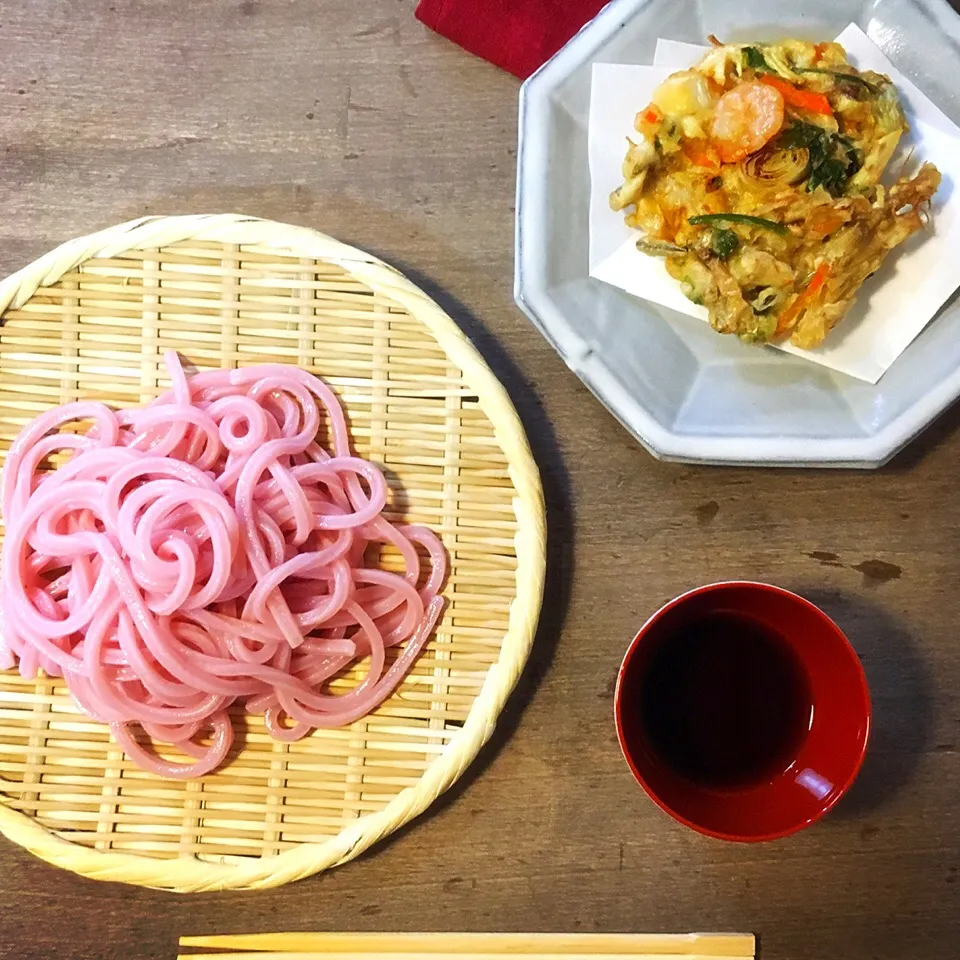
[615, 582, 871, 842]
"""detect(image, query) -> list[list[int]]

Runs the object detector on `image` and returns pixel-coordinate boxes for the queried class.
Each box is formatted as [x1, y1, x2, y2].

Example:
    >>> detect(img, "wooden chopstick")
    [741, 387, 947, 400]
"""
[179, 954, 754, 960]
[178, 932, 755, 958]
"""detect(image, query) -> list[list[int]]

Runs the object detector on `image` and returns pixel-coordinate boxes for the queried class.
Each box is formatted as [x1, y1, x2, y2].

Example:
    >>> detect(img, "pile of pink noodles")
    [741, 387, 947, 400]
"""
[0, 351, 446, 778]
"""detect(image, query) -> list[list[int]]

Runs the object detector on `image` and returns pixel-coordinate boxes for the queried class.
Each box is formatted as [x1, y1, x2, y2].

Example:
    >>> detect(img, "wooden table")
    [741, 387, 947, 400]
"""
[1, 3, 958, 958]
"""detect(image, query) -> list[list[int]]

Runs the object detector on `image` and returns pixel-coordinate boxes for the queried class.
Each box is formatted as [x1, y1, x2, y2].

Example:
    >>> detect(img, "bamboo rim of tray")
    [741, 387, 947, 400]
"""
[0, 214, 546, 892]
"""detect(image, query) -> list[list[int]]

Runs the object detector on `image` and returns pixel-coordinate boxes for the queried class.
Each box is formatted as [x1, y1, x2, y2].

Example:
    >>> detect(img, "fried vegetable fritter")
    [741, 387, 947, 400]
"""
[609, 39, 941, 348]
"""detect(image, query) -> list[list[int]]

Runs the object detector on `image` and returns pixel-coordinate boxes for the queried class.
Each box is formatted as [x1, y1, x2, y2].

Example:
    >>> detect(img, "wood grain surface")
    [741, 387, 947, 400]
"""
[0, 2, 957, 959]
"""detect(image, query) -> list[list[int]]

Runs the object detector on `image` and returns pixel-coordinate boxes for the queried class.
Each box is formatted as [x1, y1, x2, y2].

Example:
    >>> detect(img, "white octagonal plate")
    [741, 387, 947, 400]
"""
[515, 0, 960, 467]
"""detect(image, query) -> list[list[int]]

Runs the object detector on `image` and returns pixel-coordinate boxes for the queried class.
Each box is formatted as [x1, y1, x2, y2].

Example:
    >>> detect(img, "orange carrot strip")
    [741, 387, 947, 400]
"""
[682, 139, 721, 170]
[758, 74, 833, 116]
[777, 263, 831, 335]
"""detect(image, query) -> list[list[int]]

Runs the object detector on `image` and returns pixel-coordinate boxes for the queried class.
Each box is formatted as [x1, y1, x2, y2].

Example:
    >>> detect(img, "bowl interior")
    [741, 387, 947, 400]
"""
[616, 583, 870, 840]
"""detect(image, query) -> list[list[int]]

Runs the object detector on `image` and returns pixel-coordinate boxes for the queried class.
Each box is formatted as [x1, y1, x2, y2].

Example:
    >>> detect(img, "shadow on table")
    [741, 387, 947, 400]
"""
[884, 398, 960, 472]
[359, 258, 575, 846]
[803, 589, 934, 819]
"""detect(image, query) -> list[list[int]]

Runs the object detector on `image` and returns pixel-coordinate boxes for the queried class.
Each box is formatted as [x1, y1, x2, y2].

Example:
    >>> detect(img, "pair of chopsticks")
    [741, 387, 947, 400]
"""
[178, 932, 755, 960]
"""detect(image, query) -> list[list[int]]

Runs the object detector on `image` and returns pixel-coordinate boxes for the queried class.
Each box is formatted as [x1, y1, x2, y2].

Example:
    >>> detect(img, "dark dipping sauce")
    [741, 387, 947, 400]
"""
[640, 612, 813, 787]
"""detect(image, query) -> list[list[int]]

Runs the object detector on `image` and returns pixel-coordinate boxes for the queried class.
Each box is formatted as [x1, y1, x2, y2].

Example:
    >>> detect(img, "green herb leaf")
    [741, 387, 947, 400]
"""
[776, 121, 861, 197]
[837, 134, 862, 172]
[711, 228, 739, 259]
[743, 46, 770, 71]
[778, 120, 825, 151]
[808, 157, 848, 194]
[688, 212, 788, 235]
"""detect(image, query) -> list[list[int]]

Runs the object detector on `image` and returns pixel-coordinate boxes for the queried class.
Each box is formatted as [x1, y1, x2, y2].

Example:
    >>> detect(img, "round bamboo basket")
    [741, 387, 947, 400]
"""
[0, 215, 545, 892]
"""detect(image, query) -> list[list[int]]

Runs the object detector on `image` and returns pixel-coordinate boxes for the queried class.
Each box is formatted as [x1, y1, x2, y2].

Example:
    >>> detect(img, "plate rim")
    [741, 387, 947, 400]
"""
[514, 0, 960, 468]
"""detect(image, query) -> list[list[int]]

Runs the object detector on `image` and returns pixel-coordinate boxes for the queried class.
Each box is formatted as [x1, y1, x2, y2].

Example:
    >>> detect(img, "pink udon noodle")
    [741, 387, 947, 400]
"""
[0, 352, 446, 778]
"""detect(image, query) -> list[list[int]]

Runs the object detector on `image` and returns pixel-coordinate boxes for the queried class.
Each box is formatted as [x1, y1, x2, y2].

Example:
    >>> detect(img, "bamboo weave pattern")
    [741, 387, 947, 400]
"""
[0, 215, 545, 891]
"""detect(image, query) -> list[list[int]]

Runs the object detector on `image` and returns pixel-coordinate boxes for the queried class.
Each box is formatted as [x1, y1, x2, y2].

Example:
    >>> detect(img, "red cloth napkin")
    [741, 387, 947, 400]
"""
[415, 0, 610, 80]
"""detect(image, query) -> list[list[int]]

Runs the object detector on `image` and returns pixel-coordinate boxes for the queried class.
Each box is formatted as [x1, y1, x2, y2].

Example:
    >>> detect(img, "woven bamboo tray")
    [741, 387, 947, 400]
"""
[0, 214, 545, 892]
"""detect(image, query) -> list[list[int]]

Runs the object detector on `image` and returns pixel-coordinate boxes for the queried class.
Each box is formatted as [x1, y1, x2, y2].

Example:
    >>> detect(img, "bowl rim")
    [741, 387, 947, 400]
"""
[613, 580, 872, 842]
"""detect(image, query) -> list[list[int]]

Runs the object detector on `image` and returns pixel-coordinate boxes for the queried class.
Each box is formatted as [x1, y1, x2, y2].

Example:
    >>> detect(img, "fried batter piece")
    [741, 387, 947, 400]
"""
[610, 39, 941, 348]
